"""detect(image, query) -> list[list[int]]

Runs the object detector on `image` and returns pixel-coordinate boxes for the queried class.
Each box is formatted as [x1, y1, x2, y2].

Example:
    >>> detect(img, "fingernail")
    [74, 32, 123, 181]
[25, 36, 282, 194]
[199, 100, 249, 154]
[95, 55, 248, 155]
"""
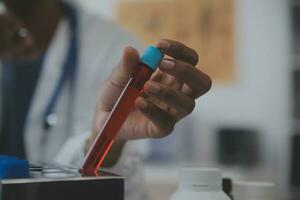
[137, 98, 148, 109]
[160, 59, 175, 70]
[157, 40, 171, 50]
[148, 82, 160, 93]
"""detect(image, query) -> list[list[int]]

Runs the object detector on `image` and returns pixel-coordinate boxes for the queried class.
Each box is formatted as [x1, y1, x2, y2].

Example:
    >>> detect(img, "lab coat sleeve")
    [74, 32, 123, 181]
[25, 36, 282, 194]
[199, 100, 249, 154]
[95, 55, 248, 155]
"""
[53, 130, 89, 167]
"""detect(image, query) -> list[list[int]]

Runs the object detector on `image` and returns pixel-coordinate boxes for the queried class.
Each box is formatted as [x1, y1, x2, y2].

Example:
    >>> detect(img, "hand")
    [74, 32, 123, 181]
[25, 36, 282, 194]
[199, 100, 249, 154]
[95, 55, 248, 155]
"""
[0, 7, 35, 60]
[90, 39, 212, 146]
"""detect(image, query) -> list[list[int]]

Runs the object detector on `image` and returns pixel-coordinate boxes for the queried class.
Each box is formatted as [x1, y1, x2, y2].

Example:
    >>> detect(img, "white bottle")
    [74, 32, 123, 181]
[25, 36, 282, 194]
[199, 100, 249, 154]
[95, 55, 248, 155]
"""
[233, 181, 275, 200]
[170, 168, 231, 200]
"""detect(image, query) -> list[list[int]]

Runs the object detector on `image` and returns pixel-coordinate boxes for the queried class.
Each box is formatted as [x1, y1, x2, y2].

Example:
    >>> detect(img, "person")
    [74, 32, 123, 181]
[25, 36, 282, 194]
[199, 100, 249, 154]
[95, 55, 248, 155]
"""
[0, 0, 212, 199]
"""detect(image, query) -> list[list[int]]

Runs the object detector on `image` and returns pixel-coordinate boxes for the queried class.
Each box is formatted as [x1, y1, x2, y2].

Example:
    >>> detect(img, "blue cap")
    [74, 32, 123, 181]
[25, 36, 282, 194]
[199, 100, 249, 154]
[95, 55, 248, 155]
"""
[0, 155, 16, 161]
[140, 46, 164, 71]
[0, 156, 29, 179]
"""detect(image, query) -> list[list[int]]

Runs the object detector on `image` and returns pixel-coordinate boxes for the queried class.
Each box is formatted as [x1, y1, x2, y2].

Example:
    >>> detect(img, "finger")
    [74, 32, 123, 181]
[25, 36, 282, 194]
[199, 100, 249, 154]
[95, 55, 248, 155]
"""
[159, 58, 212, 98]
[150, 68, 163, 82]
[135, 97, 175, 138]
[156, 39, 199, 66]
[149, 69, 183, 110]
[109, 46, 140, 87]
[144, 81, 195, 116]
[150, 72, 172, 111]
[97, 46, 140, 111]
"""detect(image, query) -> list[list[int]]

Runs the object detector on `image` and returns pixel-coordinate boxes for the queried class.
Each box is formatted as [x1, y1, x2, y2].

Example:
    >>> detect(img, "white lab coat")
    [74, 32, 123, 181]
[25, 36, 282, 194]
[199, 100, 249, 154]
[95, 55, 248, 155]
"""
[0, 3, 147, 200]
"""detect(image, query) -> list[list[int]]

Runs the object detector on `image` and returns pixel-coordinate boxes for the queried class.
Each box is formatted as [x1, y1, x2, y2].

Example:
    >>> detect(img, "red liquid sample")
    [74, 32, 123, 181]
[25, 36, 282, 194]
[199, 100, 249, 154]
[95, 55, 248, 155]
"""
[80, 64, 153, 175]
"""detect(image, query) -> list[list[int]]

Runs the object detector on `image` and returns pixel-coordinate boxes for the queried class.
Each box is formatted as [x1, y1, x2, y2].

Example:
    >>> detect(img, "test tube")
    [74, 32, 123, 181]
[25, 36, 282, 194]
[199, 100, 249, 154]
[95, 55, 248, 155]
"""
[80, 46, 164, 175]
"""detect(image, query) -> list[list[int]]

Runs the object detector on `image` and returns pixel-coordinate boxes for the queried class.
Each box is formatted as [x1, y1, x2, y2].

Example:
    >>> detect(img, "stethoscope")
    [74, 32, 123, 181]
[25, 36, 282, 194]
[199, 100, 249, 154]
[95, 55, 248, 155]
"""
[43, 2, 79, 130]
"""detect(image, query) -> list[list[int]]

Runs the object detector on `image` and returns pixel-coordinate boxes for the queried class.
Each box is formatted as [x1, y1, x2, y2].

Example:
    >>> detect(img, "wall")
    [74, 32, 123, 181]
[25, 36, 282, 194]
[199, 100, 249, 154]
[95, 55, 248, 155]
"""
[194, 0, 291, 198]
[75, 0, 291, 199]
[74, 0, 118, 19]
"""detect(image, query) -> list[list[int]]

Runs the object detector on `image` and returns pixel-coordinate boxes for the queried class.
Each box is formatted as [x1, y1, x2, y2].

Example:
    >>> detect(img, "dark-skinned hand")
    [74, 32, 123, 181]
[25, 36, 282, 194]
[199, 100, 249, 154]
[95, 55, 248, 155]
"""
[89, 39, 212, 147]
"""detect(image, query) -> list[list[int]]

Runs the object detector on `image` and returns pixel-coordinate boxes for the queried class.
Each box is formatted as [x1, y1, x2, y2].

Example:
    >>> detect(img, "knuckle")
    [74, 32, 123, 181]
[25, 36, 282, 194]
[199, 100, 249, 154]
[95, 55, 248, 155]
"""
[161, 87, 175, 100]
[174, 60, 190, 75]
[107, 73, 126, 89]
[187, 101, 196, 114]
[163, 122, 175, 137]
[157, 118, 175, 138]
[196, 73, 212, 96]
[181, 100, 195, 116]
[203, 75, 212, 93]
[192, 50, 200, 65]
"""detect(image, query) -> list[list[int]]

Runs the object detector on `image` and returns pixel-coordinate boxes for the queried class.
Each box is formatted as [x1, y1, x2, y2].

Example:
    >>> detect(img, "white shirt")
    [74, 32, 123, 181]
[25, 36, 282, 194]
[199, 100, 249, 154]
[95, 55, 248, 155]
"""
[0, 3, 146, 200]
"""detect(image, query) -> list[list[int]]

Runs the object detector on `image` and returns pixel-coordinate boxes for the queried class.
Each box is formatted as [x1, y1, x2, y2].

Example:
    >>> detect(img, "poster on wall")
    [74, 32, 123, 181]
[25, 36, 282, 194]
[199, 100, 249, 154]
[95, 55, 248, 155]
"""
[117, 0, 235, 83]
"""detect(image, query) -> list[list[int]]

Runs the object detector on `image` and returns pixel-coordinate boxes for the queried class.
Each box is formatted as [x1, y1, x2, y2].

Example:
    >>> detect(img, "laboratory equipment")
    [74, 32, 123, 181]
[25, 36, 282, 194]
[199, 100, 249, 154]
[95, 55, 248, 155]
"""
[170, 168, 231, 200]
[233, 181, 275, 200]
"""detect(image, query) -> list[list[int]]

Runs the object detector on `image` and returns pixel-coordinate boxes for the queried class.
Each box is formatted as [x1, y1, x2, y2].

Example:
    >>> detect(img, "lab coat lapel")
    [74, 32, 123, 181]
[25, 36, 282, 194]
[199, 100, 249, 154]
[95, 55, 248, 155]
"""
[24, 19, 69, 162]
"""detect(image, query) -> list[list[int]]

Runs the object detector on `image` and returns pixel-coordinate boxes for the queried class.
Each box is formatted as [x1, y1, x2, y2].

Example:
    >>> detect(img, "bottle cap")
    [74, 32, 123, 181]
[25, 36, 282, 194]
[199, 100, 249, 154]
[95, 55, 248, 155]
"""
[140, 46, 164, 71]
[0, 155, 17, 161]
[179, 168, 222, 187]
[233, 181, 275, 199]
[223, 178, 233, 195]
[0, 156, 29, 179]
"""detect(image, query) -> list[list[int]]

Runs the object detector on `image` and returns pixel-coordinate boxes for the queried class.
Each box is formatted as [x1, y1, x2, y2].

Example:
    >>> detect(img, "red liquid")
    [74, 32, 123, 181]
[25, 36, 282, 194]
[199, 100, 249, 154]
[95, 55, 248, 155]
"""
[81, 64, 153, 175]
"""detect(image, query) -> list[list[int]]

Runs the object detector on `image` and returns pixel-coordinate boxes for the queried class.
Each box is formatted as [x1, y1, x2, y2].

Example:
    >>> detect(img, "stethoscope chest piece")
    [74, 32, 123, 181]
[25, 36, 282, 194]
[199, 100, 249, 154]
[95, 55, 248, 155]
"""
[44, 113, 58, 130]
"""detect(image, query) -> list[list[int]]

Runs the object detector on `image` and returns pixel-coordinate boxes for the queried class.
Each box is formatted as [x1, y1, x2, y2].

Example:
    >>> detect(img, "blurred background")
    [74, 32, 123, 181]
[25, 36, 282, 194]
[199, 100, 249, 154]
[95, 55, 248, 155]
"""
[74, 0, 296, 199]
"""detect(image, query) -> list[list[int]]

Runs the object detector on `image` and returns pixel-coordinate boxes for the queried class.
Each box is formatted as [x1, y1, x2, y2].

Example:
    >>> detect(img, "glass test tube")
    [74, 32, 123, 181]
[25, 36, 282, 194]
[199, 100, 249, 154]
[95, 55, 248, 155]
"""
[80, 46, 164, 175]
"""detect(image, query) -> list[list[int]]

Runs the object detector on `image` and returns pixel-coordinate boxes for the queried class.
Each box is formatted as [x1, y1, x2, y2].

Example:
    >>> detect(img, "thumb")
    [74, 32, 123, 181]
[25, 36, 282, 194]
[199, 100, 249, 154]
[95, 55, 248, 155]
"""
[97, 46, 140, 112]
[111, 46, 140, 87]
